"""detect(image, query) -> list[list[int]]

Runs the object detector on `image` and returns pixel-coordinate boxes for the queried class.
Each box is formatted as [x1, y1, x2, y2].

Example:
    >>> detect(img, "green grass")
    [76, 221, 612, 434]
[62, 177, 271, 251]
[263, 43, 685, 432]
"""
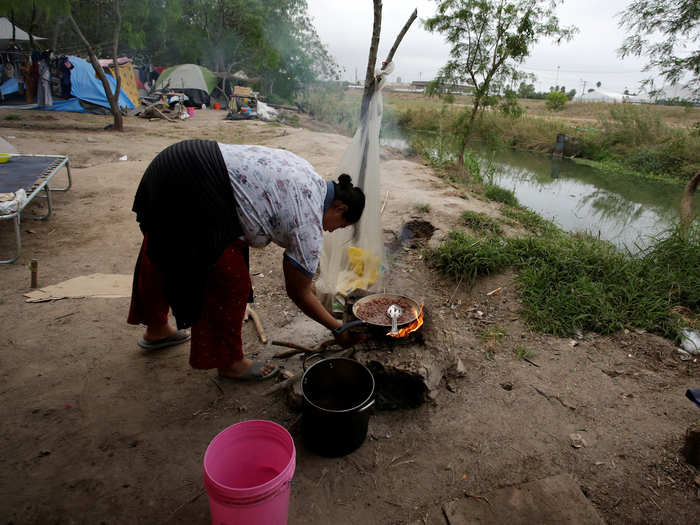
[4, 114, 20, 121]
[416, 203, 431, 213]
[484, 184, 518, 206]
[514, 344, 535, 360]
[461, 210, 503, 235]
[479, 324, 507, 342]
[428, 226, 700, 340]
[501, 205, 561, 236]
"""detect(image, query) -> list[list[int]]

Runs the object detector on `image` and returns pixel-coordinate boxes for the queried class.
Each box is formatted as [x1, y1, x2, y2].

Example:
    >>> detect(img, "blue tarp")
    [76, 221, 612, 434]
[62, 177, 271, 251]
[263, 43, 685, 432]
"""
[42, 55, 134, 113]
[0, 77, 18, 96]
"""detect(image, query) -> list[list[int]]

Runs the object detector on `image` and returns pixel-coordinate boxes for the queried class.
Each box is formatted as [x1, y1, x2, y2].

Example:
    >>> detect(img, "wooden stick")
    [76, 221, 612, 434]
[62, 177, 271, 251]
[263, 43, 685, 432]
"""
[246, 306, 267, 344]
[263, 372, 299, 395]
[29, 259, 38, 288]
[272, 339, 335, 359]
[272, 341, 315, 358]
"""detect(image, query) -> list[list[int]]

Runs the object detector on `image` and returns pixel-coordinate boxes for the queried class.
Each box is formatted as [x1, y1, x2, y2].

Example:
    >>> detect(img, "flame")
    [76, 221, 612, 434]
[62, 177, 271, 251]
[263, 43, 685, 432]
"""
[388, 303, 424, 338]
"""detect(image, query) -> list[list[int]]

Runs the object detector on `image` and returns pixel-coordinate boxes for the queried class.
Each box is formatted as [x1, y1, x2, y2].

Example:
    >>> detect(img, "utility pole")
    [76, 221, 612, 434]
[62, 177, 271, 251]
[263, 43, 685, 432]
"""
[580, 79, 587, 100]
[556, 65, 560, 85]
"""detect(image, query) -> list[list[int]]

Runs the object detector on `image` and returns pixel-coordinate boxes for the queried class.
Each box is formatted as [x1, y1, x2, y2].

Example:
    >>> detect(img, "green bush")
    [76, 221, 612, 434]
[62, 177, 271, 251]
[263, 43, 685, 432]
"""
[545, 91, 568, 111]
[499, 90, 525, 118]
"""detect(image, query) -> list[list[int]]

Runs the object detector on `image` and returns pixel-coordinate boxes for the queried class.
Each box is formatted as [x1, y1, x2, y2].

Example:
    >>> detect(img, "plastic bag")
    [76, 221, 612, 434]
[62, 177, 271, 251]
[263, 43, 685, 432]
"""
[257, 101, 278, 122]
[0, 188, 26, 215]
[680, 328, 700, 355]
[317, 63, 394, 300]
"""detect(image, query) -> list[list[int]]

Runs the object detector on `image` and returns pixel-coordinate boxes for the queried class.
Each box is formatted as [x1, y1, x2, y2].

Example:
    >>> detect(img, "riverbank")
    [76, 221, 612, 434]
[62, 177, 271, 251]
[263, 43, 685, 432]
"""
[300, 88, 700, 184]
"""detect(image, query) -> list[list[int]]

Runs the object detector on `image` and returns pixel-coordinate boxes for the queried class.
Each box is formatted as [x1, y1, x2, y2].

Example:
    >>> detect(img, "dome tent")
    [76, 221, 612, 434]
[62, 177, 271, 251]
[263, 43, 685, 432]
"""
[44, 55, 134, 114]
[154, 64, 218, 107]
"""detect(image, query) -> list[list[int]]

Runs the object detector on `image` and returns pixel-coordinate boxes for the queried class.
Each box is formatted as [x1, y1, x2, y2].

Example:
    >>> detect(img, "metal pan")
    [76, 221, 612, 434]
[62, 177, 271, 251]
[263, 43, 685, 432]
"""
[334, 293, 421, 335]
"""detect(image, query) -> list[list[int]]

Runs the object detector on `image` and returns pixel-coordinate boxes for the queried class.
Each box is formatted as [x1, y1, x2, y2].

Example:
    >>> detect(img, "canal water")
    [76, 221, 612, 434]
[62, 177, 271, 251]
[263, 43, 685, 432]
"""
[381, 134, 698, 252]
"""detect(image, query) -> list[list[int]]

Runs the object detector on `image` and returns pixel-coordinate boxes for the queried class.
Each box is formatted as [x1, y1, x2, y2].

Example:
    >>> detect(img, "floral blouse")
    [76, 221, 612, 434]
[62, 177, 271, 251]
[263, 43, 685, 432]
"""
[218, 144, 327, 277]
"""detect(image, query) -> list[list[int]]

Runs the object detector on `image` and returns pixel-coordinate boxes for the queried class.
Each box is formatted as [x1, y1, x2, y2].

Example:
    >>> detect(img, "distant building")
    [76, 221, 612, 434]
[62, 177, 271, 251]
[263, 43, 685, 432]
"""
[410, 80, 474, 95]
[578, 89, 647, 103]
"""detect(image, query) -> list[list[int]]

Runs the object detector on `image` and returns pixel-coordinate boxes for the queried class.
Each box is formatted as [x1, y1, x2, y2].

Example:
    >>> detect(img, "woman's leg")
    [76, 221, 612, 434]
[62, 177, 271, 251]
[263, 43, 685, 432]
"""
[189, 241, 274, 376]
[127, 234, 181, 341]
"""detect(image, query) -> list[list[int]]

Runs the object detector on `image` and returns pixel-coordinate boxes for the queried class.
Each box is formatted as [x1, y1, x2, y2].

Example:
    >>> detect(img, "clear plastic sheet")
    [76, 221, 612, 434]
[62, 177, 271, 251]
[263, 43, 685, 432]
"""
[316, 63, 394, 304]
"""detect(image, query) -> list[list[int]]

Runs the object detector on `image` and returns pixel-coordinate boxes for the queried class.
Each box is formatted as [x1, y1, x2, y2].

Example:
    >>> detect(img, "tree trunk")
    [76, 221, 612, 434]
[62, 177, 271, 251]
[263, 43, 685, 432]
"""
[110, 0, 124, 131]
[360, 0, 382, 124]
[68, 5, 123, 132]
[679, 171, 700, 237]
[457, 101, 481, 170]
[28, 2, 36, 49]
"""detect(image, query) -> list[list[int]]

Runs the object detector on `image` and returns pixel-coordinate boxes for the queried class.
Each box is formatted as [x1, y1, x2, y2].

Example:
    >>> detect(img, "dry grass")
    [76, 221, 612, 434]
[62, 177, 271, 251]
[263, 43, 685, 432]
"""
[379, 91, 700, 128]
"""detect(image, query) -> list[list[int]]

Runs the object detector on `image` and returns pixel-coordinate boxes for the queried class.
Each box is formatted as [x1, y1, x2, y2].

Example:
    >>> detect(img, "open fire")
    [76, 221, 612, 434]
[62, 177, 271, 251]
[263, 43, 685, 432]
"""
[387, 303, 424, 338]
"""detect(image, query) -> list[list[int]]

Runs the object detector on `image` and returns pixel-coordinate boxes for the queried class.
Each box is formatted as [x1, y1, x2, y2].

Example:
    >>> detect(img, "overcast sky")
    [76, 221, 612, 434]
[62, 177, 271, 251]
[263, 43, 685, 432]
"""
[305, 0, 656, 95]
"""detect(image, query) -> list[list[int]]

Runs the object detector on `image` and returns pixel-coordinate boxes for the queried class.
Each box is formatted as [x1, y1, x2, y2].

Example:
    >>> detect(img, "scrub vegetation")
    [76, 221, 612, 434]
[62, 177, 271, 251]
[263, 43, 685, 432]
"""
[460, 210, 503, 235]
[427, 227, 700, 340]
[299, 88, 700, 184]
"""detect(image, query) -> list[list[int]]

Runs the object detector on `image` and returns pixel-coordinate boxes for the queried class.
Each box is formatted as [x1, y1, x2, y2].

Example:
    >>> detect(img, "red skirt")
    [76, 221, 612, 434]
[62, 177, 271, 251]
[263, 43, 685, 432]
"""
[128, 236, 251, 369]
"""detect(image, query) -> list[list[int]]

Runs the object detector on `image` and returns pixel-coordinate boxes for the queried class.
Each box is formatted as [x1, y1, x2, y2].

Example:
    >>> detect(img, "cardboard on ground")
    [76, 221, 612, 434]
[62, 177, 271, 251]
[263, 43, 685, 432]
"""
[24, 273, 132, 302]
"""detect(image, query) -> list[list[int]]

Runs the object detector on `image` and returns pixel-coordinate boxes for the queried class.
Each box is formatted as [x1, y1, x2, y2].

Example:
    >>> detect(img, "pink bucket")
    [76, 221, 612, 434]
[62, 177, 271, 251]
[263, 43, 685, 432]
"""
[203, 420, 296, 525]
[187, 107, 195, 117]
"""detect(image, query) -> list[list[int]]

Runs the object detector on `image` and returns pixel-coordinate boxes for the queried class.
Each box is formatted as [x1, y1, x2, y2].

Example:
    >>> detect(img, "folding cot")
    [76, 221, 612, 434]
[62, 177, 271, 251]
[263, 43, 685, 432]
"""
[0, 154, 72, 263]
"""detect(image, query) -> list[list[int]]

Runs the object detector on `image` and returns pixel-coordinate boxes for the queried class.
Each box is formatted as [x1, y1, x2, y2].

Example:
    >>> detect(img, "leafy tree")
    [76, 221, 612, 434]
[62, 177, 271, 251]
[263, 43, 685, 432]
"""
[425, 0, 577, 169]
[517, 82, 536, 98]
[566, 88, 576, 100]
[500, 89, 524, 117]
[618, 0, 700, 98]
[545, 90, 567, 110]
[596, 81, 601, 88]
[4, 0, 337, 105]
[1, 0, 159, 131]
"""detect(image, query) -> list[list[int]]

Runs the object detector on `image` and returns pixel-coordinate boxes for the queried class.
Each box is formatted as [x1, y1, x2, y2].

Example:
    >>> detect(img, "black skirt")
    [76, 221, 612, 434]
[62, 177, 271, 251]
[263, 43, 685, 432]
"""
[132, 139, 241, 329]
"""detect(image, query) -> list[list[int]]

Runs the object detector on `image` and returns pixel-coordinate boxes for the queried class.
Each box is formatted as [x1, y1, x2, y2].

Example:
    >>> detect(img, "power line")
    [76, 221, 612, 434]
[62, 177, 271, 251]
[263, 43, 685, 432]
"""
[520, 65, 644, 75]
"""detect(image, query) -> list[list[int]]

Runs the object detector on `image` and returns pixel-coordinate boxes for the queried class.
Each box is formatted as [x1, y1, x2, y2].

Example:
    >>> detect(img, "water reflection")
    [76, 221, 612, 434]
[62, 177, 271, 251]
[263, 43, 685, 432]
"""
[378, 134, 697, 252]
[486, 148, 695, 251]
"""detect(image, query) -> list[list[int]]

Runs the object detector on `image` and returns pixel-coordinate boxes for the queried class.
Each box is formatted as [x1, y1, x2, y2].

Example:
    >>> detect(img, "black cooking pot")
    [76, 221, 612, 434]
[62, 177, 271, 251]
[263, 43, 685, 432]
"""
[301, 357, 375, 457]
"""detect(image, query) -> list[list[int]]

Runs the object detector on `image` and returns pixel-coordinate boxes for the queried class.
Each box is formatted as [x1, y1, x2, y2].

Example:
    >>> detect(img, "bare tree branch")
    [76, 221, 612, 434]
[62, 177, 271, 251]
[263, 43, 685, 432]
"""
[384, 8, 417, 66]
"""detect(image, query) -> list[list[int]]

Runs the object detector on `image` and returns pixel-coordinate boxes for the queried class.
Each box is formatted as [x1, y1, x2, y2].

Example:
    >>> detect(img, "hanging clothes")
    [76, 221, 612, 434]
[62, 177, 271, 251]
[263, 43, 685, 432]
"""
[37, 57, 52, 107]
[20, 58, 34, 103]
[58, 56, 73, 98]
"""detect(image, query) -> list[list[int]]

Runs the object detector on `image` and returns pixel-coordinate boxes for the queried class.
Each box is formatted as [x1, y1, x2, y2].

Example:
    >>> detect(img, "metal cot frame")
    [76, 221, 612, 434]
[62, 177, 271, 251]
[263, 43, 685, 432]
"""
[0, 154, 72, 264]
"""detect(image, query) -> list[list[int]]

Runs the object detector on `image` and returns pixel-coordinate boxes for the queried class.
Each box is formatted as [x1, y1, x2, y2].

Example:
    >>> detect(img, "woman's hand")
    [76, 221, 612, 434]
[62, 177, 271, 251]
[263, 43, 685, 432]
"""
[333, 329, 356, 348]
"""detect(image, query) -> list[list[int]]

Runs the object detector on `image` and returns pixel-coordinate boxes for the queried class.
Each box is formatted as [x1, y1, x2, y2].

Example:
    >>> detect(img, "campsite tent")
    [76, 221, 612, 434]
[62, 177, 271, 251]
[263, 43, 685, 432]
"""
[98, 57, 140, 107]
[0, 17, 45, 45]
[154, 64, 217, 107]
[45, 55, 134, 113]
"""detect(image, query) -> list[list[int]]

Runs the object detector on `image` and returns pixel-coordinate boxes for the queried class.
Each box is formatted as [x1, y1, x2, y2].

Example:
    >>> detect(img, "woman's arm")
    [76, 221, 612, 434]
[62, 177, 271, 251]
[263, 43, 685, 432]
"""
[283, 257, 341, 332]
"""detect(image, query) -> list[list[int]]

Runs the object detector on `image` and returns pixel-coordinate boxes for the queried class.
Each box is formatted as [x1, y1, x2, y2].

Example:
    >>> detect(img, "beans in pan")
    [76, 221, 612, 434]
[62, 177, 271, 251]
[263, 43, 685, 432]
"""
[355, 296, 418, 326]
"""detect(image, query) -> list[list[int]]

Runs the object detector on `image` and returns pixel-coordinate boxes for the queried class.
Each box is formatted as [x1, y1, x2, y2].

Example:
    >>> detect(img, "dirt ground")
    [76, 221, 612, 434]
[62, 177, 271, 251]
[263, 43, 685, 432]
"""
[0, 108, 698, 525]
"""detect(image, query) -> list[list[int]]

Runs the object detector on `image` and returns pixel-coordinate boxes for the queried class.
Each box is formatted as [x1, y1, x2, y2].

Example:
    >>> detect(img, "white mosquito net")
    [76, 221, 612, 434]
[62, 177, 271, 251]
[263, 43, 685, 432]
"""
[316, 63, 394, 306]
